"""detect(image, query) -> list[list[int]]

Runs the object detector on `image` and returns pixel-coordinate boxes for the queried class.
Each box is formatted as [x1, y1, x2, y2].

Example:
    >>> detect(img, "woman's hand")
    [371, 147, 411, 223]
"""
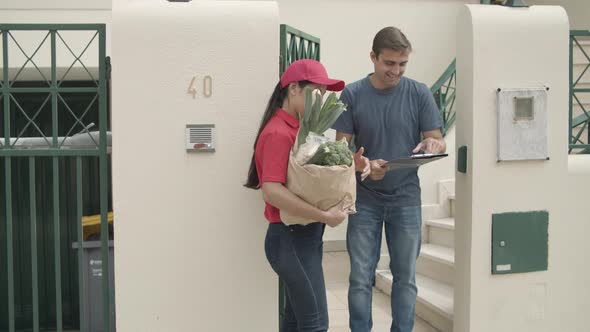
[354, 147, 371, 181]
[322, 202, 348, 228]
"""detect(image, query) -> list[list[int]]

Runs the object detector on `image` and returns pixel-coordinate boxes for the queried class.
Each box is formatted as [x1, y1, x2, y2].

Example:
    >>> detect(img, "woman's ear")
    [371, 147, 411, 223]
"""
[288, 82, 299, 96]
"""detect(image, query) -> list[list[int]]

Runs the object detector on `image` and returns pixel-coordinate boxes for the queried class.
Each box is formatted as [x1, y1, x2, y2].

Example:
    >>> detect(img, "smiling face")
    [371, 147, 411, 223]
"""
[370, 48, 410, 90]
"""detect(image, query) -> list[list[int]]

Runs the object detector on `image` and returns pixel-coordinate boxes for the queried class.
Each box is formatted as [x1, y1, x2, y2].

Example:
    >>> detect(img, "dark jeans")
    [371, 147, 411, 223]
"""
[265, 222, 328, 332]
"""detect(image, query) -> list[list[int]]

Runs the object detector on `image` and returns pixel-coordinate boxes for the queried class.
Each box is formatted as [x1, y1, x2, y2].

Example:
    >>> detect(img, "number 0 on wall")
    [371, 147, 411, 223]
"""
[187, 75, 213, 98]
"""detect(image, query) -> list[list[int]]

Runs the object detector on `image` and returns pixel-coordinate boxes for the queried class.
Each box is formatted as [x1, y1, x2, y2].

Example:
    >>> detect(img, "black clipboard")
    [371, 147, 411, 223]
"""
[384, 153, 448, 170]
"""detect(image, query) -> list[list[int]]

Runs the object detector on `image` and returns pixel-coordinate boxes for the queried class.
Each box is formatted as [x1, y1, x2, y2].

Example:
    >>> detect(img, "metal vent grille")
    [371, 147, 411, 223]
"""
[189, 127, 212, 143]
[186, 124, 215, 152]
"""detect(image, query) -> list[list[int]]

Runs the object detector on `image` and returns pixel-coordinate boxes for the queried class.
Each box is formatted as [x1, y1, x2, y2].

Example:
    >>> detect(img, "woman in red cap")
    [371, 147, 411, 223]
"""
[245, 59, 369, 332]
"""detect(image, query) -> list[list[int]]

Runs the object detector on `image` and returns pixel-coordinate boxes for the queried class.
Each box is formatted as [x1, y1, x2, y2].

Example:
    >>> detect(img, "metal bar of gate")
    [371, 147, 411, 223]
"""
[98, 24, 111, 332]
[30, 157, 40, 332]
[76, 157, 87, 332]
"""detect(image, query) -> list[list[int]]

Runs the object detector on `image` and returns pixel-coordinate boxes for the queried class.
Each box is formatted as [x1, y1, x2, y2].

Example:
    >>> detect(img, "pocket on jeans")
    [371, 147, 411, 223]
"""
[265, 233, 281, 268]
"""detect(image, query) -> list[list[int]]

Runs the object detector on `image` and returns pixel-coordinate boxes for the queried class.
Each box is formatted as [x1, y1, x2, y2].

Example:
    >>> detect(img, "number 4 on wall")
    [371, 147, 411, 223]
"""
[187, 75, 213, 98]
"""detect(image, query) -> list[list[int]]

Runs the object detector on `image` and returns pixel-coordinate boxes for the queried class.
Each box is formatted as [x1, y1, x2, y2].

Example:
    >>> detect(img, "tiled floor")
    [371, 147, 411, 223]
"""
[323, 251, 439, 332]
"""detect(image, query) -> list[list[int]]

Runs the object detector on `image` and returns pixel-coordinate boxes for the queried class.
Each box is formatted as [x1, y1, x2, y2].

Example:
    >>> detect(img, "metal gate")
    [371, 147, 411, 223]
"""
[0, 24, 112, 332]
[569, 30, 590, 154]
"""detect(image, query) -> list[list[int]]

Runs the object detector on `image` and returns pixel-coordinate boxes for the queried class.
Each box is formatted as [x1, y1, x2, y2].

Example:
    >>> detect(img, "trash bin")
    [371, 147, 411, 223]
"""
[72, 241, 116, 332]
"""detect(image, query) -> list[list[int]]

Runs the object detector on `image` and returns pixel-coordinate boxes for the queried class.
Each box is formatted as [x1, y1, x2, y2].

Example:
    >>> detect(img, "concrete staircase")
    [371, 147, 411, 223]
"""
[375, 179, 455, 332]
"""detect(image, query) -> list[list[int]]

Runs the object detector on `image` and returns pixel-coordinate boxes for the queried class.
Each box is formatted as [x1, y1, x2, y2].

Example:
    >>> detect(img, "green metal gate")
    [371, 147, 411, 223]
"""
[569, 30, 590, 154]
[0, 24, 112, 332]
[280, 25, 320, 75]
[431, 60, 456, 137]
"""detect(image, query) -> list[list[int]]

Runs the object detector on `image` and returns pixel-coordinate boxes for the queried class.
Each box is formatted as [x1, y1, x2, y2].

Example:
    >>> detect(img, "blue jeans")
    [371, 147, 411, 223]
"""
[265, 222, 328, 332]
[347, 201, 422, 332]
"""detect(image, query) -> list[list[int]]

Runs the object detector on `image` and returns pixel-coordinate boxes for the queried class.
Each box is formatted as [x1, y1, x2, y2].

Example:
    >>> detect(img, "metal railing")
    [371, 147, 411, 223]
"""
[569, 30, 590, 154]
[431, 59, 456, 137]
[279, 24, 320, 75]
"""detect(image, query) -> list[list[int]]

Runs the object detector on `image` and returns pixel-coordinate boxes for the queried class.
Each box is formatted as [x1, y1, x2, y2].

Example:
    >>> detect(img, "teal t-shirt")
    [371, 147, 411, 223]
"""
[332, 75, 442, 207]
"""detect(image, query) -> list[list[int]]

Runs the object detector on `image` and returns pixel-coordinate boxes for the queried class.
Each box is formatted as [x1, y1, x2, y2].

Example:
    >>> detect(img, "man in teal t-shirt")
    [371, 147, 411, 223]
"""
[332, 26, 446, 332]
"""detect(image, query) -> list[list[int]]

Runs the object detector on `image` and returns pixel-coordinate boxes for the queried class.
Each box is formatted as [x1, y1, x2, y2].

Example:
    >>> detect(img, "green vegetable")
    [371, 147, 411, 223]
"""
[296, 88, 347, 150]
[307, 140, 353, 166]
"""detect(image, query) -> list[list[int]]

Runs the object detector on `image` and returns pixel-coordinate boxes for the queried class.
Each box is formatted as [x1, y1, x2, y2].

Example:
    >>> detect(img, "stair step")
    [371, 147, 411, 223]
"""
[417, 254, 455, 286]
[448, 195, 455, 218]
[377, 254, 390, 270]
[420, 243, 454, 266]
[416, 274, 454, 322]
[375, 269, 393, 295]
[426, 218, 455, 248]
[426, 217, 455, 230]
[374, 271, 454, 332]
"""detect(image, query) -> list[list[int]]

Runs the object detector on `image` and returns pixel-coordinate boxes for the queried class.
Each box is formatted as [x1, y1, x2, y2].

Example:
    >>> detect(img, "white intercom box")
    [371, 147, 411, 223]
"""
[496, 87, 549, 161]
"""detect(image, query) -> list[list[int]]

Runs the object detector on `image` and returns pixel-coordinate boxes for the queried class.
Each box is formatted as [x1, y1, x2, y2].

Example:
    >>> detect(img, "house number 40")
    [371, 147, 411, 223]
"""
[187, 75, 213, 98]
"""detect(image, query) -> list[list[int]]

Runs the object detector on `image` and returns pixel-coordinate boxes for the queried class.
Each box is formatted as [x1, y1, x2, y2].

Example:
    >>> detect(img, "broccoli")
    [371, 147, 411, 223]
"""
[307, 140, 353, 166]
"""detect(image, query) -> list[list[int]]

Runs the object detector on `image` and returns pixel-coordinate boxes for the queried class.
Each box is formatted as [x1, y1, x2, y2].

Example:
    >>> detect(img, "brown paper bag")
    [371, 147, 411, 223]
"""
[280, 151, 357, 225]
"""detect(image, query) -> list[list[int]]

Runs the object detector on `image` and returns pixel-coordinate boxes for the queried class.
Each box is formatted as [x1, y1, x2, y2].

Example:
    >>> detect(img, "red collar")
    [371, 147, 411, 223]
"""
[276, 108, 300, 128]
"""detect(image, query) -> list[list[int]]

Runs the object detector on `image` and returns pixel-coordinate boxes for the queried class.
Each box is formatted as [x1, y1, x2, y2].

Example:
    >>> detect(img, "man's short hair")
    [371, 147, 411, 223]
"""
[372, 26, 412, 57]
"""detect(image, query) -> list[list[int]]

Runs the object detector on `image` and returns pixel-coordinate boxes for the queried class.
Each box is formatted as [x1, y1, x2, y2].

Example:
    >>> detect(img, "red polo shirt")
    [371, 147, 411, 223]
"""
[255, 108, 299, 223]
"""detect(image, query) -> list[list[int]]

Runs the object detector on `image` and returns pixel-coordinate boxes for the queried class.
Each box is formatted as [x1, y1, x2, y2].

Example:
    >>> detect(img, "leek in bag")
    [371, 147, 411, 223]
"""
[294, 88, 351, 165]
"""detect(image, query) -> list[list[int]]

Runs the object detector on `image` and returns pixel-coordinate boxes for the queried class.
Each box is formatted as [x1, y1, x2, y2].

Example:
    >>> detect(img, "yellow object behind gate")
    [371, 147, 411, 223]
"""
[82, 212, 114, 240]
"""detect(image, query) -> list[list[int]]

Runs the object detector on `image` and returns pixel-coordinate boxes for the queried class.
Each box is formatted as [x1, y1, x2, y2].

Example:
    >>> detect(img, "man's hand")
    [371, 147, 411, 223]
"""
[413, 137, 446, 154]
[336, 131, 370, 181]
[354, 147, 371, 181]
[413, 129, 446, 154]
[369, 159, 387, 181]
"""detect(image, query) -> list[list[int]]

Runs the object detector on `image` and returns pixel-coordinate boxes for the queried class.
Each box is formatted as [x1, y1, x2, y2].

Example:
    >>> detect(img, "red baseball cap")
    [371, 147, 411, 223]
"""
[280, 59, 345, 92]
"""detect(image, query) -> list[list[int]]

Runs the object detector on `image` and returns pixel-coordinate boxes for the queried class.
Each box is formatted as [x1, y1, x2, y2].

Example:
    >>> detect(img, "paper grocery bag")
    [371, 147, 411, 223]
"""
[280, 151, 357, 225]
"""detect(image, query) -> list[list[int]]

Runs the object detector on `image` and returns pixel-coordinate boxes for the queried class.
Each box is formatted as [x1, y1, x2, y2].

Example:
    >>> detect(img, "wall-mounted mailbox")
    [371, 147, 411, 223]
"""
[186, 124, 215, 152]
[492, 211, 548, 274]
[496, 87, 548, 161]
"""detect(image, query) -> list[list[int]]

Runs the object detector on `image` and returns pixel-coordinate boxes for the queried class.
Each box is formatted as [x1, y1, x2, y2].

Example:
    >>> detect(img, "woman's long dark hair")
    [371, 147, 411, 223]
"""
[244, 80, 309, 189]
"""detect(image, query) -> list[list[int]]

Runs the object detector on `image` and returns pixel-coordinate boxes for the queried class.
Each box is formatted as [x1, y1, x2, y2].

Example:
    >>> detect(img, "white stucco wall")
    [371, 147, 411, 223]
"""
[111, 2, 279, 331]
[455, 4, 590, 332]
